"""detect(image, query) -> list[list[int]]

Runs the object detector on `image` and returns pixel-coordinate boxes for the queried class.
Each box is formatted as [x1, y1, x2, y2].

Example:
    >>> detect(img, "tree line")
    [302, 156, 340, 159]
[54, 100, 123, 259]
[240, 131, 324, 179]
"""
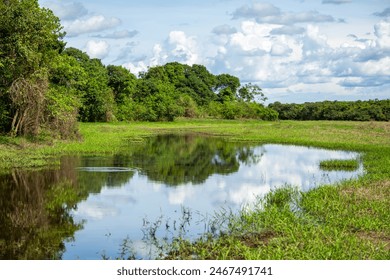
[1, 1, 388, 140]
[269, 100, 390, 121]
[0, 0, 277, 139]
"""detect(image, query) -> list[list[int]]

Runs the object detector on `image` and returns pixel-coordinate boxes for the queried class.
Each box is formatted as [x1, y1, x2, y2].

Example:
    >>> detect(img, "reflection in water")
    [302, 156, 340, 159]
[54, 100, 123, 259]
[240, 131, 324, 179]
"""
[0, 162, 81, 260]
[0, 134, 362, 259]
[127, 134, 261, 186]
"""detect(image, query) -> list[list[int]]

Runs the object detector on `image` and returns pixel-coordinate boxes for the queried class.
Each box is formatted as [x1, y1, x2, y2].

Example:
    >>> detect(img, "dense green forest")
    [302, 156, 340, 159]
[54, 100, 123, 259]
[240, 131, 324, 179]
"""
[269, 100, 390, 121]
[1, 1, 388, 140]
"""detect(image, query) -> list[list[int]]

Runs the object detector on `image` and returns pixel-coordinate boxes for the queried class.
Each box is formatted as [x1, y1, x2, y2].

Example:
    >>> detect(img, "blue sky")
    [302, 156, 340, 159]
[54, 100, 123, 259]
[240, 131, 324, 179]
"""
[39, 0, 390, 103]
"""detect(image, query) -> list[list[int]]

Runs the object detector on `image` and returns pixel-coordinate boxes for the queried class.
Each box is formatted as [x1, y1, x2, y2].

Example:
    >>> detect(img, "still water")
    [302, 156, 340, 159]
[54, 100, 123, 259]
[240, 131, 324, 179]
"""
[0, 134, 362, 259]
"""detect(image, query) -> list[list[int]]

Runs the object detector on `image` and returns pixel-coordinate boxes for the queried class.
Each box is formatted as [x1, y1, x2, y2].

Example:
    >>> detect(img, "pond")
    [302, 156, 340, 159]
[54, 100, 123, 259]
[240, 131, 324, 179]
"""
[0, 134, 363, 260]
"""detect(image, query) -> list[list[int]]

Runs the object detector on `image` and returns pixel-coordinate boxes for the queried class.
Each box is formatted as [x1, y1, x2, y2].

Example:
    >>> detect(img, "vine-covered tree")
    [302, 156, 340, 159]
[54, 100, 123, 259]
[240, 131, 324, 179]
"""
[0, 0, 67, 136]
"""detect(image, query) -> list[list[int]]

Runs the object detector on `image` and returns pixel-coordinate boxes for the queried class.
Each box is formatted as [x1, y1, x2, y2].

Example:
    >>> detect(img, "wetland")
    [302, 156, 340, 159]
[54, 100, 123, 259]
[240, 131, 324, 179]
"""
[0, 133, 363, 259]
[1, 120, 389, 259]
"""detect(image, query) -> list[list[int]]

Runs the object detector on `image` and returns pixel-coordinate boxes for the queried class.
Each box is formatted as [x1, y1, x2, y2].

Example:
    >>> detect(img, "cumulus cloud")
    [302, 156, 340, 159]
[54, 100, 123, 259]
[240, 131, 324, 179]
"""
[339, 76, 390, 88]
[374, 20, 390, 49]
[229, 22, 276, 53]
[121, 3, 390, 98]
[232, 2, 335, 25]
[209, 14, 390, 92]
[93, 30, 139, 39]
[85, 40, 110, 59]
[123, 31, 201, 75]
[270, 43, 293, 56]
[206, 21, 303, 87]
[322, 0, 352, 4]
[64, 15, 121, 37]
[168, 31, 199, 64]
[270, 25, 305, 35]
[112, 42, 138, 62]
[144, 31, 199, 66]
[232, 3, 280, 19]
[45, 1, 88, 20]
[123, 61, 149, 75]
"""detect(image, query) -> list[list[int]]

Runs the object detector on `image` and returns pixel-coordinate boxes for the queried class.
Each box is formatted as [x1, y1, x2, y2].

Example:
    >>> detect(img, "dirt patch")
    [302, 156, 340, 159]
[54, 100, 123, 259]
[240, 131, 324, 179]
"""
[357, 231, 390, 251]
[237, 230, 276, 248]
[341, 180, 390, 202]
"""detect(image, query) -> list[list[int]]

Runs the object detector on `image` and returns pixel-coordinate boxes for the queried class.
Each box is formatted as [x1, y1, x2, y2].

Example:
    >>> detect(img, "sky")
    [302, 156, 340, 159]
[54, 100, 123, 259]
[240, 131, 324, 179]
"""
[39, 0, 390, 103]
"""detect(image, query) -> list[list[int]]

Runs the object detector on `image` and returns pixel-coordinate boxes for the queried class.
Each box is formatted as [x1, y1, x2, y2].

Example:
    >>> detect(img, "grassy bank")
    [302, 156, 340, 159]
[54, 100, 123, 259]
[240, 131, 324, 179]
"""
[1, 119, 389, 259]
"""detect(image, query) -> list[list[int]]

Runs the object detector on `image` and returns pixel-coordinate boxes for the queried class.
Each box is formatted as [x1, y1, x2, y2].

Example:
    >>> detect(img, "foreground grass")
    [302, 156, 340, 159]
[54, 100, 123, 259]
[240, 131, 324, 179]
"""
[1, 119, 389, 259]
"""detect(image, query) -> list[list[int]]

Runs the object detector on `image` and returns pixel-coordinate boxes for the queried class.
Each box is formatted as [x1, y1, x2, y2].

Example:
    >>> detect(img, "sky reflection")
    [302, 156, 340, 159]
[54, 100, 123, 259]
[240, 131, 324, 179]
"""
[63, 143, 362, 259]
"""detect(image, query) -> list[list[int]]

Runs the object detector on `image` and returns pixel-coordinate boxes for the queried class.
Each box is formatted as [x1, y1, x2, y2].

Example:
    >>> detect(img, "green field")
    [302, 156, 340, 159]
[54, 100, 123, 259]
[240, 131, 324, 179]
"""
[1, 119, 389, 259]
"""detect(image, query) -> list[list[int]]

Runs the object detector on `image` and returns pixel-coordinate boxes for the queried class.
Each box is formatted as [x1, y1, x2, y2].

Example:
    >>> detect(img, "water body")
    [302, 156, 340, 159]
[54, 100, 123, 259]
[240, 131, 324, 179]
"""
[0, 134, 363, 260]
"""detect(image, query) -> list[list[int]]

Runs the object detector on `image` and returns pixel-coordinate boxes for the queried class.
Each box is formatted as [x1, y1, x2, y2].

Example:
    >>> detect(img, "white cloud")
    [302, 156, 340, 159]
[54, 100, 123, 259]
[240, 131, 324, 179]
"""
[168, 31, 199, 65]
[112, 42, 139, 62]
[208, 14, 390, 93]
[374, 20, 390, 49]
[232, 2, 335, 25]
[85, 40, 110, 59]
[45, 1, 88, 20]
[123, 15, 390, 95]
[94, 30, 139, 39]
[206, 21, 303, 85]
[230, 21, 276, 52]
[64, 15, 121, 37]
[131, 31, 200, 68]
[115, 3, 390, 101]
[270, 43, 293, 56]
[40, 0, 389, 102]
[123, 61, 149, 75]
[232, 3, 280, 19]
[270, 25, 305, 35]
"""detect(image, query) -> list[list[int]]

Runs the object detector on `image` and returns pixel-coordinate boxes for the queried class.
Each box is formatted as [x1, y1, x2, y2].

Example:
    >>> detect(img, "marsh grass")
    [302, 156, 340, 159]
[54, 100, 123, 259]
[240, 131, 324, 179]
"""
[165, 182, 390, 260]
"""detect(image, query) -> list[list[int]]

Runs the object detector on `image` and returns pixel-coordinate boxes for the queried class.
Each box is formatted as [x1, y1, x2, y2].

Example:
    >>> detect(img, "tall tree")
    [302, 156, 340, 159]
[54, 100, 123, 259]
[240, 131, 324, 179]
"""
[237, 83, 267, 103]
[63, 48, 116, 122]
[0, 0, 65, 136]
[106, 65, 137, 104]
[214, 74, 240, 102]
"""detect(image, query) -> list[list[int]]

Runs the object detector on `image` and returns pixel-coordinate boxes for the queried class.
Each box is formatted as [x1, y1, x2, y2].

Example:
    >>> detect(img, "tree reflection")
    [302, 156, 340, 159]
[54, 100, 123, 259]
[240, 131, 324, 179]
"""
[127, 134, 262, 186]
[76, 155, 135, 192]
[0, 155, 136, 259]
[0, 134, 262, 259]
[0, 167, 81, 259]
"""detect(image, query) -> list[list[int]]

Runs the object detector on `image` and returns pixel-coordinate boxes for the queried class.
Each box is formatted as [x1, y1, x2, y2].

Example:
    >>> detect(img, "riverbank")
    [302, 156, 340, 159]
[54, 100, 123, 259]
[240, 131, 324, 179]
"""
[1, 120, 389, 259]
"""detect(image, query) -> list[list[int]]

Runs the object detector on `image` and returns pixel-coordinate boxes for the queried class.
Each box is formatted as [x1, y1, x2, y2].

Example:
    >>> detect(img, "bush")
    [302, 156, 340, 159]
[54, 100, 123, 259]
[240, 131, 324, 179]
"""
[45, 86, 80, 139]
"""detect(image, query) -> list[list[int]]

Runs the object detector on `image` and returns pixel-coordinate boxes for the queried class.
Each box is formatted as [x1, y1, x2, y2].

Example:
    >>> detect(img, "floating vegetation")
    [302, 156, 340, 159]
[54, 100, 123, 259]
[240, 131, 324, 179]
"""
[319, 159, 360, 171]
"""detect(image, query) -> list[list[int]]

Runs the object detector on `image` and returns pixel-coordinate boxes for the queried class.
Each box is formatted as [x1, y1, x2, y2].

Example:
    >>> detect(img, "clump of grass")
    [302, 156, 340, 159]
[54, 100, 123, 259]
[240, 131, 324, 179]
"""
[319, 159, 359, 171]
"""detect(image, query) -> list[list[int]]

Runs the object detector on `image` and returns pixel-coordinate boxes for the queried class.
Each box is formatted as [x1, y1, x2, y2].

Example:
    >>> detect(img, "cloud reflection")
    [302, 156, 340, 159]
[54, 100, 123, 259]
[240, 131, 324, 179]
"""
[64, 143, 362, 259]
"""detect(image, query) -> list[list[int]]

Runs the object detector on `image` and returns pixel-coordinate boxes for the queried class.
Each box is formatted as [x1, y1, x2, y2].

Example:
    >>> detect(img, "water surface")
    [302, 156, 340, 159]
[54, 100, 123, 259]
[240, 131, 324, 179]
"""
[0, 134, 362, 259]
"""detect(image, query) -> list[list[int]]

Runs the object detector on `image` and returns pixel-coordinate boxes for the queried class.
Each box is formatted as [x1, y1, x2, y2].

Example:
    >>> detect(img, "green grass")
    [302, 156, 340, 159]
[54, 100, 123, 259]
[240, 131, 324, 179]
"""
[319, 159, 360, 171]
[166, 180, 389, 260]
[1, 119, 389, 259]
